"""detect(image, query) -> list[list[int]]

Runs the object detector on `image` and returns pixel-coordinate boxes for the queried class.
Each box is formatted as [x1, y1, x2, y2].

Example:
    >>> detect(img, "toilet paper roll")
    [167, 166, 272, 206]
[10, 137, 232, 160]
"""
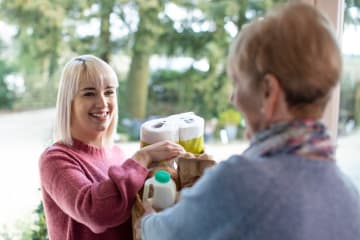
[140, 118, 179, 146]
[140, 112, 205, 154]
[170, 112, 205, 154]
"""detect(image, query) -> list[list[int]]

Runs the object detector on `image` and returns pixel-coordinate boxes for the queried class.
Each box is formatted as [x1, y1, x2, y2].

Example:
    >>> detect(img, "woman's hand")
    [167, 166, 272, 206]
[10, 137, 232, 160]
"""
[132, 141, 185, 167]
[133, 199, 156, 240]
[142, 198, 156, 216]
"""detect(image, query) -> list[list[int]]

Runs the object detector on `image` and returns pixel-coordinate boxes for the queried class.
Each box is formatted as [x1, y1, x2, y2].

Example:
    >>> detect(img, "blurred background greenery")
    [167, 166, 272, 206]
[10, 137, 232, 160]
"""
[0, 0, 359, 139]
[0, 0, 359, 239]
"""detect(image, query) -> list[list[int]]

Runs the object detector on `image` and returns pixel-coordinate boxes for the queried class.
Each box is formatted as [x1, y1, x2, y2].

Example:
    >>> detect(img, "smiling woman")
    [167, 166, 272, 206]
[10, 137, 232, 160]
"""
[54, 55, 119, 147]
[38, 54, 185, 240]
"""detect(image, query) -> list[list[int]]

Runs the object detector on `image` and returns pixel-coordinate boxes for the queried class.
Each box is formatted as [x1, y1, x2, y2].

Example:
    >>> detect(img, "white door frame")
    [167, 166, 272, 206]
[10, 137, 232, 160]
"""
[297, 0, 344, 139]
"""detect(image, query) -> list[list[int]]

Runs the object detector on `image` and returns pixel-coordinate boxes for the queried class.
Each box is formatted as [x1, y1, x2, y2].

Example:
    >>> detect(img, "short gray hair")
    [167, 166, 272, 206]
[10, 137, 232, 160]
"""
[227, 2, 341, 118]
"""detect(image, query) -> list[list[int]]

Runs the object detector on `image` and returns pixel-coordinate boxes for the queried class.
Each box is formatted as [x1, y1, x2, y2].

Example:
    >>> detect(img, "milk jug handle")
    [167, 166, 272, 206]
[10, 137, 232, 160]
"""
[142, 182, 152, 203]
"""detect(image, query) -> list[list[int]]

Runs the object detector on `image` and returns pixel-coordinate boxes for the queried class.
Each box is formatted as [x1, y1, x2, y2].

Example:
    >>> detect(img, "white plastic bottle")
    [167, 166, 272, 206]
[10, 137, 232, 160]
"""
[143, 170, 176, 209]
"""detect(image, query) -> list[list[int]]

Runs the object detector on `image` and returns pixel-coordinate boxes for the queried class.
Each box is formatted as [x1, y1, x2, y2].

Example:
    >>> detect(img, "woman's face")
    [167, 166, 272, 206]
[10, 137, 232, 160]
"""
[71, 77, 117, 144]
[230, 71, 265, 139]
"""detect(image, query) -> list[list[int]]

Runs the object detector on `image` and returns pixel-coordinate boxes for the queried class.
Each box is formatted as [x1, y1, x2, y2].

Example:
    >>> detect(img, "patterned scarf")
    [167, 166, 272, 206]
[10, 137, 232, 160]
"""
[243, 120, 335, 160]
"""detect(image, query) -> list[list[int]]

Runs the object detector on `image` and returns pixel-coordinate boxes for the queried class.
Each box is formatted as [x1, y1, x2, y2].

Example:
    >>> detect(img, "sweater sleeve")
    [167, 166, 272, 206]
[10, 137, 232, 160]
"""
[40, 149, 148, 234]
[141, 155, 268, 240]
[141, 159, 240, 240]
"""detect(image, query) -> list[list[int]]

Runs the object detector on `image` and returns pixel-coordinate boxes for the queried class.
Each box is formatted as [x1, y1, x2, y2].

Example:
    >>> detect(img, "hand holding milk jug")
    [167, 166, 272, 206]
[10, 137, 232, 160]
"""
[142, 170, 176, 210]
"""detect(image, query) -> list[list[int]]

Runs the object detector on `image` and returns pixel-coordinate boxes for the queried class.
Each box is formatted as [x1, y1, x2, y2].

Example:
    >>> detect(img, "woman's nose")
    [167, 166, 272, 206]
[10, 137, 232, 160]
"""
[96, 94, 107, 107]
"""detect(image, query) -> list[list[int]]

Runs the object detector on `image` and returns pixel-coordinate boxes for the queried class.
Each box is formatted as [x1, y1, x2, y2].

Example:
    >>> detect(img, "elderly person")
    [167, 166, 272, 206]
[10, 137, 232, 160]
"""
[141, 2, 360, 240]
[39, 55, 184, 240]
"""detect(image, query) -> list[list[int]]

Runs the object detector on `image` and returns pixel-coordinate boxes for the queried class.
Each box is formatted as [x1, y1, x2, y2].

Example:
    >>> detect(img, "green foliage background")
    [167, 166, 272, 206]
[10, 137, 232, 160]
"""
[0, 0, 359, 238]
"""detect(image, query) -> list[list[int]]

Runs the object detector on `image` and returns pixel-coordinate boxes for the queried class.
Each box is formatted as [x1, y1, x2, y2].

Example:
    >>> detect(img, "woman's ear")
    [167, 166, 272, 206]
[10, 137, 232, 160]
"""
[261, 74, 282, 123]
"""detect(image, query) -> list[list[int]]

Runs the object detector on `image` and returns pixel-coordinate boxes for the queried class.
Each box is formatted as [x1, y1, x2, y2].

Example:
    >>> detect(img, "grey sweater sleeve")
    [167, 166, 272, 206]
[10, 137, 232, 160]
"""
[141, 156, 261, 240]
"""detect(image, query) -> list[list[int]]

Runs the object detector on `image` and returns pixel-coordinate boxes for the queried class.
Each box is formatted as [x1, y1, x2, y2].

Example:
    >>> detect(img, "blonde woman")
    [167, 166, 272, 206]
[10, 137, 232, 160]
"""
[39, 55, 184, 240]
[141, 3, 360, 240]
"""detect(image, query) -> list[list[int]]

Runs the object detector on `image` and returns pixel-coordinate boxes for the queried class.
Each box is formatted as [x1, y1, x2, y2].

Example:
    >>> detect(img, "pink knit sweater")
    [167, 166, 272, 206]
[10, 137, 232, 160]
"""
[39, 139, 148, 240]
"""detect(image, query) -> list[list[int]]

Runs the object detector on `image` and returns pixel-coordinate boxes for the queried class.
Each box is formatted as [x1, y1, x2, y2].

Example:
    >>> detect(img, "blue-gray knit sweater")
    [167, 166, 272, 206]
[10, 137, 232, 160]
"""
[142, 154, 360, 240]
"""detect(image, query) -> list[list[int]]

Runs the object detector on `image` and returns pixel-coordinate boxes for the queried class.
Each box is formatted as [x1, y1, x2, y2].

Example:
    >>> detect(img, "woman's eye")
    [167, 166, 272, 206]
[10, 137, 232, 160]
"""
[105, 90, 114, 96]
[83, 92, 95, 96]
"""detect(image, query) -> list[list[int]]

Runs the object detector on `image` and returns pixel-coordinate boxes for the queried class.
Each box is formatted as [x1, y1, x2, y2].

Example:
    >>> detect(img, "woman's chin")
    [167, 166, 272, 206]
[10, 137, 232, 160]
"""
[95, 126, 107, 132]
[91, 121, 109, 131]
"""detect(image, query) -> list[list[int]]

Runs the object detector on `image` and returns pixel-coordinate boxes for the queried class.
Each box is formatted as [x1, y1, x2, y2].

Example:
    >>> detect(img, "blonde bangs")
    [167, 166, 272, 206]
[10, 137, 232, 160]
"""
[81, 61, 118, 89]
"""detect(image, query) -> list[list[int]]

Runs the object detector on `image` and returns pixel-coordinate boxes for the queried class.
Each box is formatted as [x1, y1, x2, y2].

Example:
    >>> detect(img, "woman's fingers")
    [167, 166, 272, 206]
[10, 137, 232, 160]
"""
[132, 141, 185, 167]
[142, 199, 156, 216]
[146, 141, 185, 162]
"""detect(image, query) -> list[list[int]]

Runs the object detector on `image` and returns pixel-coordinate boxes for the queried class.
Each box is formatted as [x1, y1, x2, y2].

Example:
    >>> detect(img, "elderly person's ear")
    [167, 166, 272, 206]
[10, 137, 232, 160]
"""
[263, 74, 281, 99]
[261, 74, 290, 124]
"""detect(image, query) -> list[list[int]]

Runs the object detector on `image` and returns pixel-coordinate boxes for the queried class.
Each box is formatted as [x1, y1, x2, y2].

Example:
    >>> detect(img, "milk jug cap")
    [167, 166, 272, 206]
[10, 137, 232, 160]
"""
[155, 170, 171, 183]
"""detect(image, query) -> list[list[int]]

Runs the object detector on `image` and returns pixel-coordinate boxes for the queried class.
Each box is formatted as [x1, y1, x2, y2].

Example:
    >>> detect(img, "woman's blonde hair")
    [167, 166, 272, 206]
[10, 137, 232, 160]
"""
[227, 2, 342, 118]
[54, 55, 119, 146]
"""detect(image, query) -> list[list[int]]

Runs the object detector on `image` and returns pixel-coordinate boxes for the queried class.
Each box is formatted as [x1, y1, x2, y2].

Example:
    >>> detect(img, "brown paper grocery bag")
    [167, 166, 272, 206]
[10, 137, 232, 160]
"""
[132, 194, 145, 240]
[132, 156, 216, 240]
[177, 157, 216, 188]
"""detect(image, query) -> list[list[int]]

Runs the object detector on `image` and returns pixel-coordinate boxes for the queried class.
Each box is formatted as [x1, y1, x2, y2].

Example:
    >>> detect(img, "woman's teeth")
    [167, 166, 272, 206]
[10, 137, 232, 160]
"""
[90, 112, 108, 118]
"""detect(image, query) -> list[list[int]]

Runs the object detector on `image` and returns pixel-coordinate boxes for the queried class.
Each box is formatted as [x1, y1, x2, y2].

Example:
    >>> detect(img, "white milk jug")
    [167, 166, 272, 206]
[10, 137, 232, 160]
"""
[143, 170, 176, 209]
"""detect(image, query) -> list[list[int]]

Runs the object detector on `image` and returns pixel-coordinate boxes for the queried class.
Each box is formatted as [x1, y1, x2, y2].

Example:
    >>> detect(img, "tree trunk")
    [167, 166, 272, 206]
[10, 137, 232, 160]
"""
[127, 49, 151, 119]
[98, 0, 114, 62]
[126, 1, 163, 119]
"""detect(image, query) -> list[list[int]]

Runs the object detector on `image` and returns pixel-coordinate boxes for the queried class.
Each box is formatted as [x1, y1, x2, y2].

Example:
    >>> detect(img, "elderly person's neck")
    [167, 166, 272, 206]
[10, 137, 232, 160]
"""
[262, 74, 324, 126]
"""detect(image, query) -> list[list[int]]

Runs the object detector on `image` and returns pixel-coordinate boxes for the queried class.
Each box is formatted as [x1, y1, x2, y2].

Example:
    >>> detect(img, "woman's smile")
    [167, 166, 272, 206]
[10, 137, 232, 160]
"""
[89, 111, 110, 121]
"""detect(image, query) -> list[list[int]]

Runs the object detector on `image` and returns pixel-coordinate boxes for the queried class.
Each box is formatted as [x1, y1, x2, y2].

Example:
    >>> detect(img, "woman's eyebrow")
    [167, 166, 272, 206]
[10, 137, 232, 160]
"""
[80, 86, 115, 91]
[80, 87, 96, 91]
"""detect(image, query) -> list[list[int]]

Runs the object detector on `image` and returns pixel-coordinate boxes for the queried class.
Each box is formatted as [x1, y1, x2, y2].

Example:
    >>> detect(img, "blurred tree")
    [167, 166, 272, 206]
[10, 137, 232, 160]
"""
[0, 0, 66, 108]
[64, 0, 116, 62]
[126, 0, 165, 119]
[1, 0, 356, 121]
[148, 68, 209, 116]
[345, 0, 360, 23]
[340, 56, 360, 124]
[123, 0, 282, 120]
[0, 60, 16, 109]
[0, 0, 120, 108]
[148, 0, 285, 119]
[98, 0, 115, 62]
[30, 201, 48, 240]
[342, 0, 360, 127]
